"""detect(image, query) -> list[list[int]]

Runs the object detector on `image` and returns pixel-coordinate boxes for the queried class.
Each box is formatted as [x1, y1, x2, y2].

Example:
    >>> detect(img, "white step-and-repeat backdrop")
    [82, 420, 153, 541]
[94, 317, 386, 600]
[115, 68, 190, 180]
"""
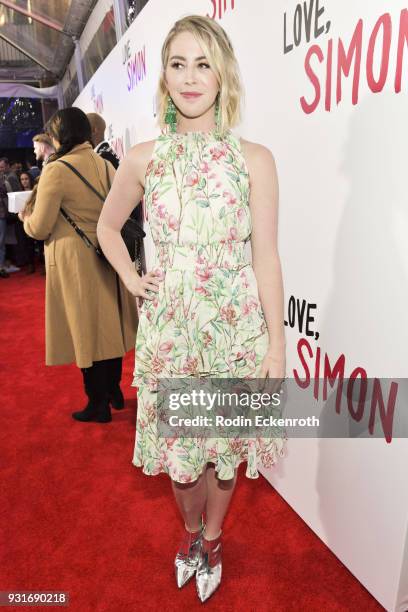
[74, 2, 408, 609]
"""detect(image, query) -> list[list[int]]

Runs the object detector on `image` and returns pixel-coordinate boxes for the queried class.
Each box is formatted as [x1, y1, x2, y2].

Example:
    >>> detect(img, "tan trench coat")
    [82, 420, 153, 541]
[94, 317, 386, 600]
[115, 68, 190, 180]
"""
[24, 142, 138, 368]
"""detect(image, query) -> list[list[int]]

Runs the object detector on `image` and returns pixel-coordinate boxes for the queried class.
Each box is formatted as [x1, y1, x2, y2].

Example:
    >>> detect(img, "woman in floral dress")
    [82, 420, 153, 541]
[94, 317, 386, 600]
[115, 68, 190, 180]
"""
[97, 14, 286, 603]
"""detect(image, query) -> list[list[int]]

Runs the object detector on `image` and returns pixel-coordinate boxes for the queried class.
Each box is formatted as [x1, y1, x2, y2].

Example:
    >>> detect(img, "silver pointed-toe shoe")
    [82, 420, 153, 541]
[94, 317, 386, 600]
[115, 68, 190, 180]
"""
[196, 530, 222, 602]
[175, 521, 205, 588]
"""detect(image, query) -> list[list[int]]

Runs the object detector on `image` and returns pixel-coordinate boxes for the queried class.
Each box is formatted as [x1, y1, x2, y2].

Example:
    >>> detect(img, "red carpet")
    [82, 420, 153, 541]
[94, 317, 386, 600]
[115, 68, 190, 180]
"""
[1, 270, 383, 611]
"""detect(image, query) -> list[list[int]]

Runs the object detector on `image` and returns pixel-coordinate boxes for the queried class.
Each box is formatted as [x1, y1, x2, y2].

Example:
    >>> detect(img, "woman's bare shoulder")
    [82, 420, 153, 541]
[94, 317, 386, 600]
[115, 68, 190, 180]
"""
[122, 139, 157, 186]
[240, 137, 276, 164]
[127, 139, 156, 164]
[239, 138, 277, 186]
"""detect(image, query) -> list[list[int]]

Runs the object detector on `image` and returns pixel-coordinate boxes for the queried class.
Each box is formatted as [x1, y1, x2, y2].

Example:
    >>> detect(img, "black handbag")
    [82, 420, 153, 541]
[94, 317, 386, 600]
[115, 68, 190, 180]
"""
[57, 159, 145, 271]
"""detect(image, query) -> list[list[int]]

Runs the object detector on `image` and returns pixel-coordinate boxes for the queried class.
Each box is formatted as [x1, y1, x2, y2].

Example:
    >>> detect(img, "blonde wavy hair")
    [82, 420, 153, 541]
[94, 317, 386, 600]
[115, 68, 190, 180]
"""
[157, 15, 243, 135]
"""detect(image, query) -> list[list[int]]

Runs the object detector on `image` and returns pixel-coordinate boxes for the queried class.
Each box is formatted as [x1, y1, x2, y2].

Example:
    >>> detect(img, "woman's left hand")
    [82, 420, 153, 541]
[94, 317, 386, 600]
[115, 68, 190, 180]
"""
[258, 351, 286, 393]
[18, 211, 25, 222]
[259, 352, 285, 376]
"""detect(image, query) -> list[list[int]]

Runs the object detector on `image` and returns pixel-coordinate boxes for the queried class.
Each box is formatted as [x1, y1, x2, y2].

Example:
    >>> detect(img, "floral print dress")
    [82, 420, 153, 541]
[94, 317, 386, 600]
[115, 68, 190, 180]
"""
[132, 128, 286, 483]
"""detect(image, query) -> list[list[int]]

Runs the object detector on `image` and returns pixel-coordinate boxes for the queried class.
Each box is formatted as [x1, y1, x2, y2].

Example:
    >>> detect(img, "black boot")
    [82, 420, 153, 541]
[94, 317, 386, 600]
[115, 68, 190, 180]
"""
[72, 362, 112, 423]
[72, 403, 99, 421]
[72, 368, 98, 422]
[108, 357, 125, 410]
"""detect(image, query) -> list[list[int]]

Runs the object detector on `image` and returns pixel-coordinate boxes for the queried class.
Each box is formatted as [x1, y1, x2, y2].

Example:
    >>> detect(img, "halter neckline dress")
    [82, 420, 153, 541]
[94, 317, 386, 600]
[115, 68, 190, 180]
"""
[132, 127, 286, 483]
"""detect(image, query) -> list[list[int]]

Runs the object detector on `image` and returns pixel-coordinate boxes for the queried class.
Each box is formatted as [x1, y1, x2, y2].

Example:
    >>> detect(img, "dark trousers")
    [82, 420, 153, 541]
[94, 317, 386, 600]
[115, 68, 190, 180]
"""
[14, 219, 35, 266]
[81, 357, 123, 404]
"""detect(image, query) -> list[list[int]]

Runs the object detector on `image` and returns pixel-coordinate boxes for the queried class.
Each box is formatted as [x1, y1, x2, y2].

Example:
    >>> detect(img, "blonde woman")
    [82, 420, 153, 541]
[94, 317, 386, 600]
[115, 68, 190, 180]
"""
[97, 15, 286, 602]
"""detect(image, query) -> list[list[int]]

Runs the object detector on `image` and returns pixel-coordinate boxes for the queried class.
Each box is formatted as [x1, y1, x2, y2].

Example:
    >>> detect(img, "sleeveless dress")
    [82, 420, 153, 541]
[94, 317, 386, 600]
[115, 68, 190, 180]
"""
[132, 128, 286, 483]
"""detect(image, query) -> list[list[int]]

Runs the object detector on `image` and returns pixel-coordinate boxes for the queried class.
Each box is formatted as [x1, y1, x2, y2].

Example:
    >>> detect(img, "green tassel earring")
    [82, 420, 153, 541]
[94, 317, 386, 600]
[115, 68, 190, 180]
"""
[164, 95, 177, 133]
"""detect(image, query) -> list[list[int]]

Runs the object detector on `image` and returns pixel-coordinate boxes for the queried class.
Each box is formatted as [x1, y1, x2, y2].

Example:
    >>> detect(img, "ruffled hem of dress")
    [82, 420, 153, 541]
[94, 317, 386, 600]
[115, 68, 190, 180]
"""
[132, 436, 287, 484]
[131, 373, 149, 389]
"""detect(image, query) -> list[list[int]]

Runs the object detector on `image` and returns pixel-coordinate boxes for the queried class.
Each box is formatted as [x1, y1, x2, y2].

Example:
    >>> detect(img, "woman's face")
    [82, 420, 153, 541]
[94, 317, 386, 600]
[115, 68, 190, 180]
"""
[20, 173, 31, 190]
[164, 31, 219, 123]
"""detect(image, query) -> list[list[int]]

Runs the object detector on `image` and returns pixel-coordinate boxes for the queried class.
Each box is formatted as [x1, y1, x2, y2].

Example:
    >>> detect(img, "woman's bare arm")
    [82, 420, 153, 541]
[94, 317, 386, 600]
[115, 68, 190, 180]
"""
[97, 141, 159, 299]
[242, 140, 286, 374]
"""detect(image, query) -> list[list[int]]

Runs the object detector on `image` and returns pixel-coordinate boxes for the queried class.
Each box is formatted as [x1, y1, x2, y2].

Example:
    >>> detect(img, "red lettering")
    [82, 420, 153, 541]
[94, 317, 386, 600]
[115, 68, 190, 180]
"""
[139, 45, 146, 80]
[323, 353, 345, 413]
[313, 345, 320, 400]
[293, 341, 398, 441]
[207, 0, 234, 20]
[347, 368, 367, 421]
[325, 38, 333, 111]
[368, 379, 398, 443]
[395, 8, 408, 92]
[367, 13, 391, 93]
[336, 19, 363, 105]
[294, 338, 313, 388]
[300, 44, 323, 114]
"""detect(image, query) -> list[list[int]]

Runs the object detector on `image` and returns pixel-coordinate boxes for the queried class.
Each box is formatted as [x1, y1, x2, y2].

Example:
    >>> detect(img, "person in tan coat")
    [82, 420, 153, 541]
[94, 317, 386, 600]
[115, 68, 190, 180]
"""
[19, 108, 138, 423]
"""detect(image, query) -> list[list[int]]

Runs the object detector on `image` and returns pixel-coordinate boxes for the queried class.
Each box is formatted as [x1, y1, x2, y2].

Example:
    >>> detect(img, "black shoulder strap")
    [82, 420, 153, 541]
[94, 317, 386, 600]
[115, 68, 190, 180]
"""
[59, 208, 93, 248]
[57, 159, 105, 202]
[57, 158, 114, 261]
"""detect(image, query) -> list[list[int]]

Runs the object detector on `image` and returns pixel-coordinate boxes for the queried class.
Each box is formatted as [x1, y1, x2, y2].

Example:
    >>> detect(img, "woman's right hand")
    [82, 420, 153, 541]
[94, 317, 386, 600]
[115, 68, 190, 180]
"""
[124, 270, 161, 300]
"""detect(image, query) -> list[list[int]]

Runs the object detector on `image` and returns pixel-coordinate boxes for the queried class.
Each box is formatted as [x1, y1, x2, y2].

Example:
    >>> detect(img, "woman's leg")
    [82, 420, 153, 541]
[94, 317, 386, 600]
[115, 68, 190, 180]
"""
[204, 463, 238, 539]
[171, 471, 208, 532]
[194, 464, 236, 601]
[173, 472, 208, 588]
